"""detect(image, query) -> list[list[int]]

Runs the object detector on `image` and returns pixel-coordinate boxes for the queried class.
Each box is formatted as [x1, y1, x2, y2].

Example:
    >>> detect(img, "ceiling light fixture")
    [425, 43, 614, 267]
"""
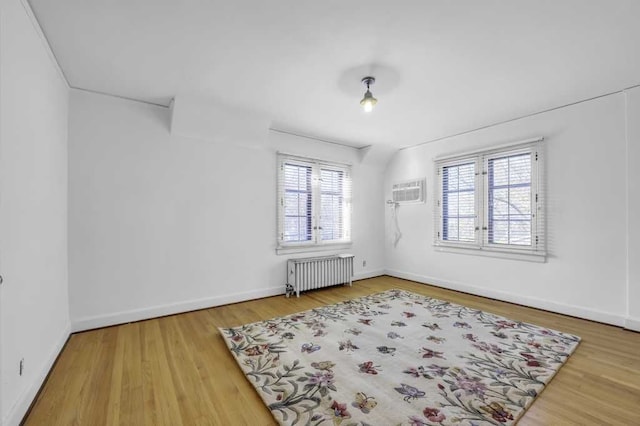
[360, 76, 377, 112]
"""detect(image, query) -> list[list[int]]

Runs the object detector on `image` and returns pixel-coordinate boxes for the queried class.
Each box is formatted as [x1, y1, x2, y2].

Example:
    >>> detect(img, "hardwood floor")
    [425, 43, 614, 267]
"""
[24, 276, 640, 425]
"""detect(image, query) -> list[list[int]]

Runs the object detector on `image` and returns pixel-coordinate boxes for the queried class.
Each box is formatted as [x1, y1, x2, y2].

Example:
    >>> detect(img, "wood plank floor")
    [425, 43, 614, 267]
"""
[24, 276, 640, 425]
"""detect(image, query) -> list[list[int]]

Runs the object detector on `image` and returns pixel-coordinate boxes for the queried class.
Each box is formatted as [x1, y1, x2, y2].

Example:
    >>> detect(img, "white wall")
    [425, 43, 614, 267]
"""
[384, 93, 629, 325]
[626, 87, 640, 330]
[68, 89, 385, 331]
[0, 0, 70, 424]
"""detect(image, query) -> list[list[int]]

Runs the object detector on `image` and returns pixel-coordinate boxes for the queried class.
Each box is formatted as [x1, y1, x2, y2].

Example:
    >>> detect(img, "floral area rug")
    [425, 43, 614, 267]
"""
[219, 289, 580, 425]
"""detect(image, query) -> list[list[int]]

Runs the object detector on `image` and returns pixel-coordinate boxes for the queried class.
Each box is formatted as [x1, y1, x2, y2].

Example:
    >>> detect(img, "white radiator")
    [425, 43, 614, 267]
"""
[285, 254, 355, 298]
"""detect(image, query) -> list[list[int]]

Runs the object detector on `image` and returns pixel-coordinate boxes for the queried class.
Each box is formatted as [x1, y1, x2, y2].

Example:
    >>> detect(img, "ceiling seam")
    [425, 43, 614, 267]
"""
[70, 86, 170, 108]
[22, 0, 70, 88]
[268, 128, 368, 149]
[406, 82, 640, 150]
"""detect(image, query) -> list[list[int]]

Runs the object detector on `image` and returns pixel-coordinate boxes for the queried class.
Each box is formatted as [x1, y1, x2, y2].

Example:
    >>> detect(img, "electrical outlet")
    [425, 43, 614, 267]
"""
[19, 358, 24, 376]
[362, 260, 367, 267]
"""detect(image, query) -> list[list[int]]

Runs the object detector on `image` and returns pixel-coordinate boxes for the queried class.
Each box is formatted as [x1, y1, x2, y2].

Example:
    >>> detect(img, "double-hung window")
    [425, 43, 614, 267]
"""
[435, 139, 545, 260]
[277, 154, 352, 253]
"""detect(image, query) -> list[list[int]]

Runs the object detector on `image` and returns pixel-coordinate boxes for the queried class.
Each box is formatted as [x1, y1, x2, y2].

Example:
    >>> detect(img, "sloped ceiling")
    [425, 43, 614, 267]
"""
[29, 0, 640, 148]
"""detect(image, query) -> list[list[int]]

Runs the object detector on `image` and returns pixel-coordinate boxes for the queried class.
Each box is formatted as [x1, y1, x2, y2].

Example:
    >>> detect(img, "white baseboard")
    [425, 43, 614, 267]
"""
[3, 321, 71, 426]
[353, 269, 385, 281]
[72, 272, 386, 333]
[625, 316, 640, 332]
[72, 286, 286, 332]
[385, 269, 626, 327]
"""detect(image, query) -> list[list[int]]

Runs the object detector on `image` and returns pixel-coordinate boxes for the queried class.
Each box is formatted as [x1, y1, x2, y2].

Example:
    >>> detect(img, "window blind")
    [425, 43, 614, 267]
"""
[442, 162, 476, 243]
[283, 163, 312, 242]
[486, 152, 532, 246]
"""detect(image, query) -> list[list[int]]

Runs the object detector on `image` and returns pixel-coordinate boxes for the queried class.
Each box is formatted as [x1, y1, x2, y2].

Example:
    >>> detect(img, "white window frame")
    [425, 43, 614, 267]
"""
[434, 138, 545, 262]
[277, 154, 352, 255]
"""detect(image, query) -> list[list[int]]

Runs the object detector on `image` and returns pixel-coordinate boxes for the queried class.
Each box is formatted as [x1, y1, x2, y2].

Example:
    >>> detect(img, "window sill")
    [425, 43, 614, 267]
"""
[434, 244, 546, 263]
[276, 242, 353, 256]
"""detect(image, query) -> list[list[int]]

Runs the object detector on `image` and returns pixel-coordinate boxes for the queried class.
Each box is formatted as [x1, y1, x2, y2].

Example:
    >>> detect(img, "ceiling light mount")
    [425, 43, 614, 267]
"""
[360, 76, 377, 112]
[361, 76, 376, 87]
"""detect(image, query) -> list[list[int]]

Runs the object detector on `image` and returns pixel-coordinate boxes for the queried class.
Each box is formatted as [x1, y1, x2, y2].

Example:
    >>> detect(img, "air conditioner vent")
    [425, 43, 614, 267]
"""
[392, 179, 425, 204]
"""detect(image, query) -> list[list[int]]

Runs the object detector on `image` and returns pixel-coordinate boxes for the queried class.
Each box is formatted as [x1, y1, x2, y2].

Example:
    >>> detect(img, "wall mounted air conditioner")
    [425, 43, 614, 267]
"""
[392, 178, 425, 204]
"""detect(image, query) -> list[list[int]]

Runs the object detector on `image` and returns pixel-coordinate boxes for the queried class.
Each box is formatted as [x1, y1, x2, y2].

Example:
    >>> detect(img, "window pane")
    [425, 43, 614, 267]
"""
[444, 167, 459, 191]
[284, 164, 311, 190]
[284, 216, 311, 242]
[510, 221, 531, 245]
[488, 153, 532, 246]
[509, 154, 531, 185]
[458, 163, 475, 190]
[459, 218, 475, 241]
[442, 162, 475, 242]
[320, 169, 344, 241]
[446, 218, 459, 241]
[444, 192, 459, 217]
[283, 163, 312, 242]
[491, 157, 509, 186]
[284, 193, 309, 216]
[491, 220, 509, 244]
[459, 191, 475, 216]
[321, 196, 341, 240]
[321, 169, 342, 192]
[509, 186, 531, 216]
[284, 165, 309, 188]
[491, 188, 509, 218]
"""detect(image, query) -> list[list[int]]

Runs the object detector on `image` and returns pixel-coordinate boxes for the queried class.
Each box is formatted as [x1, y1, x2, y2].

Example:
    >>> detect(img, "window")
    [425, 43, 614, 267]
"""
[435, 139, 544, 260]
[277, 154, 352, 253]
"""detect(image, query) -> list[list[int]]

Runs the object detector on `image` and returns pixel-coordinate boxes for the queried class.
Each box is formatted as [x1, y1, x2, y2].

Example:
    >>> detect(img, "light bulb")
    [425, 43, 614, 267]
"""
[359, 77, 378, 112]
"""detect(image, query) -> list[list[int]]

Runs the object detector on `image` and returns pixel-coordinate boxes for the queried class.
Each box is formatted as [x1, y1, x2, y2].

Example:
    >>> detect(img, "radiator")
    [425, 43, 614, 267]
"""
[285, 254, 355, 298]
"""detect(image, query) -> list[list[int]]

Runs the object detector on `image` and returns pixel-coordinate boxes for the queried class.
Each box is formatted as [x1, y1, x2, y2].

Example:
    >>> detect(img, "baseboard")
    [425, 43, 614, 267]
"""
[71, 286, 286, 332]
[625, 316, 640, 332]
[71, 272, 386, 333]
[385, 269, 626, 327]
[3, 321, 71, 426]
[353, 269, 385, 281]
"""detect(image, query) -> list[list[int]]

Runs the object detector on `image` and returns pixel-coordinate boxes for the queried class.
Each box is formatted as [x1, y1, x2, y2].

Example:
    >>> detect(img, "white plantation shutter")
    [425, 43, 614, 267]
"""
[277, 154, 352, 250]
[435, 138, 545, 259]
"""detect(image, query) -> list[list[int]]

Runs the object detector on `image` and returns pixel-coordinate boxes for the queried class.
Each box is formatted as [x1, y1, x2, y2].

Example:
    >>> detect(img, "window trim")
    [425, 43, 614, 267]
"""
[276, 153, 352, 255]
[434, 137, 545, 261]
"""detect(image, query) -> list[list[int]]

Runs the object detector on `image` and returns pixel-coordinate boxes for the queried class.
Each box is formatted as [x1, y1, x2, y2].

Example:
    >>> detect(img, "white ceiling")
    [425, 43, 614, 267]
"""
[29, 0, 640, 149]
